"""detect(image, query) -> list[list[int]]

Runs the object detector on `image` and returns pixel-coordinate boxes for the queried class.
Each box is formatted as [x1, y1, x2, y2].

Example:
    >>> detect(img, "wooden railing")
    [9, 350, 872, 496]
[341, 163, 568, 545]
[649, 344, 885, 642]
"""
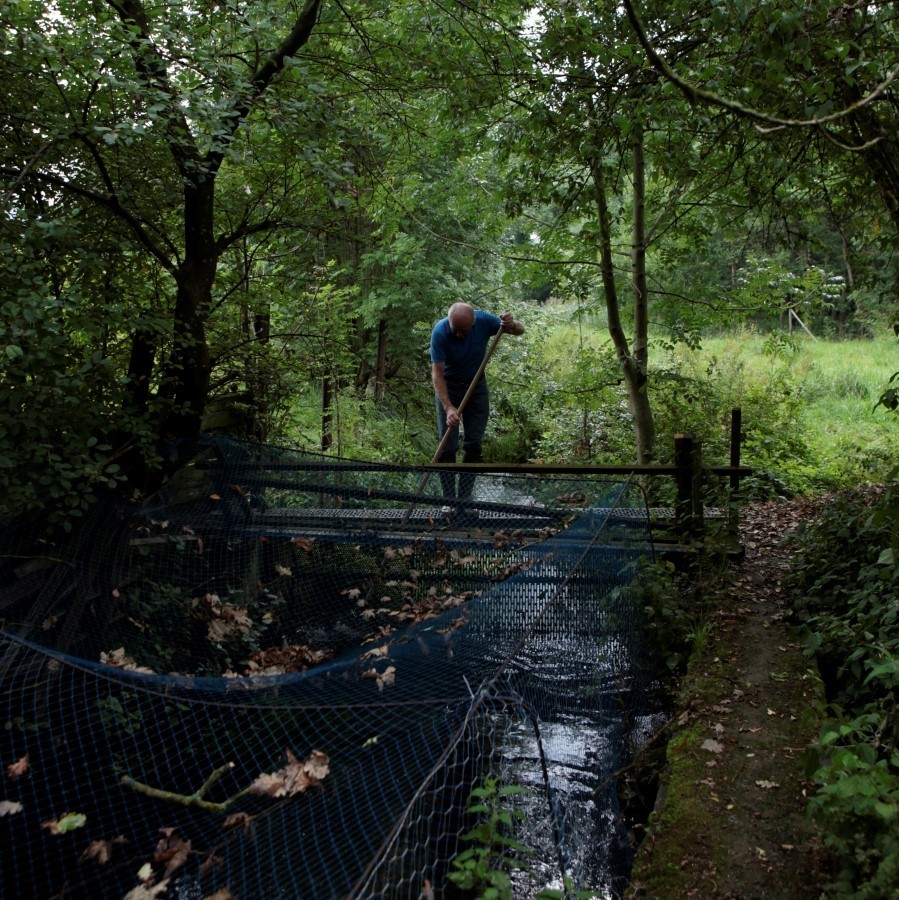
[426, 407, 751, 545]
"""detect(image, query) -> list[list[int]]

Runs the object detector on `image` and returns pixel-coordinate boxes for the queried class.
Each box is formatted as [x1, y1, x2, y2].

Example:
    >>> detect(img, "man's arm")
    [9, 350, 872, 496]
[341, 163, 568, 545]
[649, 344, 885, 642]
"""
[499, 312, 524, 335]
[432, 361, 460, 427]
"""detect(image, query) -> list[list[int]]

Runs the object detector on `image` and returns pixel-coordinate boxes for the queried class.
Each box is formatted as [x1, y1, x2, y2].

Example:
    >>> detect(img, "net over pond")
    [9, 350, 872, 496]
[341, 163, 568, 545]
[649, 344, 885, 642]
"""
[0, 437, 663, 899]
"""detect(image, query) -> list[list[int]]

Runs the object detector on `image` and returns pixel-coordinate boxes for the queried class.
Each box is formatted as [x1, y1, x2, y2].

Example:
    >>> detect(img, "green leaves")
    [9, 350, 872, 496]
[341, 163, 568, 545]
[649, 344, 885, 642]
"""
[448, 777, 529, 898]
[41, 811, 87, 835]
[791, 483, 899, 894]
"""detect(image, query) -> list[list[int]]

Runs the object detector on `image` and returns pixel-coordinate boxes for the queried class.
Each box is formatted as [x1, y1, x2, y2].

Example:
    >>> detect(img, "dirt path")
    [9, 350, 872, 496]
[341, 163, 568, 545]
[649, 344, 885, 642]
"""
[628, 498, 832, 899]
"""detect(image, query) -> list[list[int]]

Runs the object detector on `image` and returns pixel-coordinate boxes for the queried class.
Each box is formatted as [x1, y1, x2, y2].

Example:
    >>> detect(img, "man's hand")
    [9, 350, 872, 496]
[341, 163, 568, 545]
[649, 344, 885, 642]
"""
[499, 312, 524, 335]
[446, 405, 460, 428]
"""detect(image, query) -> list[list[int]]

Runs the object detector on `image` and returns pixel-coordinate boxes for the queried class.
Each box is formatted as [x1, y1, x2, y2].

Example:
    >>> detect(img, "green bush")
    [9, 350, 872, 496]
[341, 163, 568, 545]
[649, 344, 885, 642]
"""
[789, 482, 899, 896]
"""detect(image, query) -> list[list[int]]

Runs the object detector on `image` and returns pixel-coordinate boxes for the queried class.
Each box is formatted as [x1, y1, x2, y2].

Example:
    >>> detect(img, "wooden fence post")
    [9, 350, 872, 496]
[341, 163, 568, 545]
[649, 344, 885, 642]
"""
[674, 434, 692, 537]
[674, 433, 704, 541]
[729, 407, 742, 536]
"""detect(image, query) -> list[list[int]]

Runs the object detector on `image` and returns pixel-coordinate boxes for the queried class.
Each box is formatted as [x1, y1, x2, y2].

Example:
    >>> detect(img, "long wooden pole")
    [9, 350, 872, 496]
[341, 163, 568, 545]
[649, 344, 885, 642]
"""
[401, 327, 505, 524]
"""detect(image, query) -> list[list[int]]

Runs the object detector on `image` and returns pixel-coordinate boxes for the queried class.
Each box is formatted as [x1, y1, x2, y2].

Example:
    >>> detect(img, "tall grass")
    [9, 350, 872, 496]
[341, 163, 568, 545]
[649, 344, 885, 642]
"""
[691, 331, 898, 491]
[533, 316, 897, 494]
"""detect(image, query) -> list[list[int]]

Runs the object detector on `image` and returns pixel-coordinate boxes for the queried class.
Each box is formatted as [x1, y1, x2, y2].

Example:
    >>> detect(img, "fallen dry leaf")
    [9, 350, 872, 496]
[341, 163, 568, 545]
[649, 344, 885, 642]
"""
[154, 828, 191, 877]
[248, 749, 330, 799]
[362, 665, 396, 692]
[0, 800, 23, 817]
[197, 594, 254, 644]
[6, 756, 29, 780]
[204, 889, 236, 900]
[755, 780, 780, 789]
[292, 537, 315, 552]
[222, 812, 255, 834]
[436, 616, 468, 635]
[100, 648, 155, 674]
[42, 811, 87, 834]
[199, 853, 223, 879]
[80, 836, 126, 865]
[701, 739, 725, 754]
[123, 879, 169, 900]
[244, 644, 331, 676]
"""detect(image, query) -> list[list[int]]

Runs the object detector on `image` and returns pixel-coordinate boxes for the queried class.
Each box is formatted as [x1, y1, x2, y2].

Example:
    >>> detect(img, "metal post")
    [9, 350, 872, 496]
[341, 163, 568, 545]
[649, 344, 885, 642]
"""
[729, 407, 742, 536]
[674, 433, 692, 539]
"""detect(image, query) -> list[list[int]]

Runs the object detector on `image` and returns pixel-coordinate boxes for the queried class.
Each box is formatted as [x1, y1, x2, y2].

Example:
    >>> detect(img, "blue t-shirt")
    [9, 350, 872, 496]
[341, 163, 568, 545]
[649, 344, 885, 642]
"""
[430, 310, 502, 381]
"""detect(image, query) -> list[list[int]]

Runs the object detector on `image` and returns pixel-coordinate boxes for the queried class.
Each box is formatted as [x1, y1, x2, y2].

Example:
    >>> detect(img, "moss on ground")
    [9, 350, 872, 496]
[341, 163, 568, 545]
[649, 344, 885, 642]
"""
[628, 503, 831, 898]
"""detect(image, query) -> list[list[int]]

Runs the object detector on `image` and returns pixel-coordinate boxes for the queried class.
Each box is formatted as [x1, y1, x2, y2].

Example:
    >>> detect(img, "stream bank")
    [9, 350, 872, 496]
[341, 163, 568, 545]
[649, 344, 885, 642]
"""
[627, 498, 832, 899]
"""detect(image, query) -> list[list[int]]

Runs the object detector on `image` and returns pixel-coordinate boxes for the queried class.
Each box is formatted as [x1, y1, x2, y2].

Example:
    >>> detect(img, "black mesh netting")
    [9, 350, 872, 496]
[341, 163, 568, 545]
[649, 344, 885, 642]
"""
[0, 436, 662, 899]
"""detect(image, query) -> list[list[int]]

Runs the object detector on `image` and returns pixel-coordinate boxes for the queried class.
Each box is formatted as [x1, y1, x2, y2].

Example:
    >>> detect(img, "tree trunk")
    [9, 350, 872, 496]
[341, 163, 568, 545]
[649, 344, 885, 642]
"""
[161, 179, 216, 440]
[370, 318, 388, 400]
[123, 329, 157, 419]
[589, 150, 656, 465]
[109, 0, 323, 447]
[629, 122, 655, 461]
[238, 240, 270, 442]
[321, 377, 333, 451]
[250, 307, 271, 442]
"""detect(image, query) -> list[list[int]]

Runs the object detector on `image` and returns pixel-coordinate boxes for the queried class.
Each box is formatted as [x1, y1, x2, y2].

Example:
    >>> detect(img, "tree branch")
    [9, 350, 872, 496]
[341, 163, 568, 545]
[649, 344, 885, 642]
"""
[0, 165, 175, 273]
[72, 129, 181, 263]
[622, 0, 898, 142]
[208, 0, 324, 172]
[0, 140, 56, 211]
[215, 217, 293, 256]
[106, 0, 200, 174]
[122, 762, 250, 814]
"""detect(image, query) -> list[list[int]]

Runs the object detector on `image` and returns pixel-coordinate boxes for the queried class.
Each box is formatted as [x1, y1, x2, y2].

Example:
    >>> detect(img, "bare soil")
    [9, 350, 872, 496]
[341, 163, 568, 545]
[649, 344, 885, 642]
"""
[628, 498, 833, 899]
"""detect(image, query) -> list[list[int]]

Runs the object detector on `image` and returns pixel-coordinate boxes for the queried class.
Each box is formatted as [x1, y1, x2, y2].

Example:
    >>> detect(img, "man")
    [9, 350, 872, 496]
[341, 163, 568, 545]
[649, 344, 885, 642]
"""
[429, 302, 524, 515]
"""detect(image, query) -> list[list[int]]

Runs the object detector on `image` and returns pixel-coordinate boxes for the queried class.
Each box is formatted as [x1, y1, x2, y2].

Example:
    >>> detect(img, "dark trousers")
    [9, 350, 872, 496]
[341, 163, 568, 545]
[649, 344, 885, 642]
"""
[435, 379, 489, 500]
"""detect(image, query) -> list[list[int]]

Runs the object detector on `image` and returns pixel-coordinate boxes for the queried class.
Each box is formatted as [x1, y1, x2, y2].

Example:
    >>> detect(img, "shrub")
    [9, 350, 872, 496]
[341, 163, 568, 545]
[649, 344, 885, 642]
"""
[789, 481, 899, 896]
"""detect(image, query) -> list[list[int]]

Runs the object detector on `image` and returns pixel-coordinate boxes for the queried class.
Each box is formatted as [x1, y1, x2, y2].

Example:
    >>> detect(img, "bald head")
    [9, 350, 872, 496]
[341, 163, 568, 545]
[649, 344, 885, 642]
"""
[448, 303, 475, 338]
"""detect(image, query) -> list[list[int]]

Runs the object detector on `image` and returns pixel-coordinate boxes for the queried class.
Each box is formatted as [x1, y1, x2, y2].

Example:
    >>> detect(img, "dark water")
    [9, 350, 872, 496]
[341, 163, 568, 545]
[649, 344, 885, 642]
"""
[502, 635, 665, 898]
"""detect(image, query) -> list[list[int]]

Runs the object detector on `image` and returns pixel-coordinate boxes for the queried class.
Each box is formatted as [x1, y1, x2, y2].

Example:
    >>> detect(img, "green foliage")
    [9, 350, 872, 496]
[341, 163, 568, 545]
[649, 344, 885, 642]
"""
[447, 777, 530, 899]
[631, 558, 703, 675]
[630, 331, 816, 498]
[691, 332, 899, 494]
[524, 306, 628, 463]
[876, 371, 899, 415]
[281, 383, 435, 463]
[108, 573, 287, 676]
[789, 482, 899, 896]
[790, 486, 899, 706]
[809, 744, 899, 898]
[0, 221, 148, 526]
[1, 0, 525, 515]
[446, 775, 601, 898]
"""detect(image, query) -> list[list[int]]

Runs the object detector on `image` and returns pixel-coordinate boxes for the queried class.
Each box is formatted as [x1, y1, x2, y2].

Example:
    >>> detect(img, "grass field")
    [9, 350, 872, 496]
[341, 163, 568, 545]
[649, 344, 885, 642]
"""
[678, 330, 898, 490]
